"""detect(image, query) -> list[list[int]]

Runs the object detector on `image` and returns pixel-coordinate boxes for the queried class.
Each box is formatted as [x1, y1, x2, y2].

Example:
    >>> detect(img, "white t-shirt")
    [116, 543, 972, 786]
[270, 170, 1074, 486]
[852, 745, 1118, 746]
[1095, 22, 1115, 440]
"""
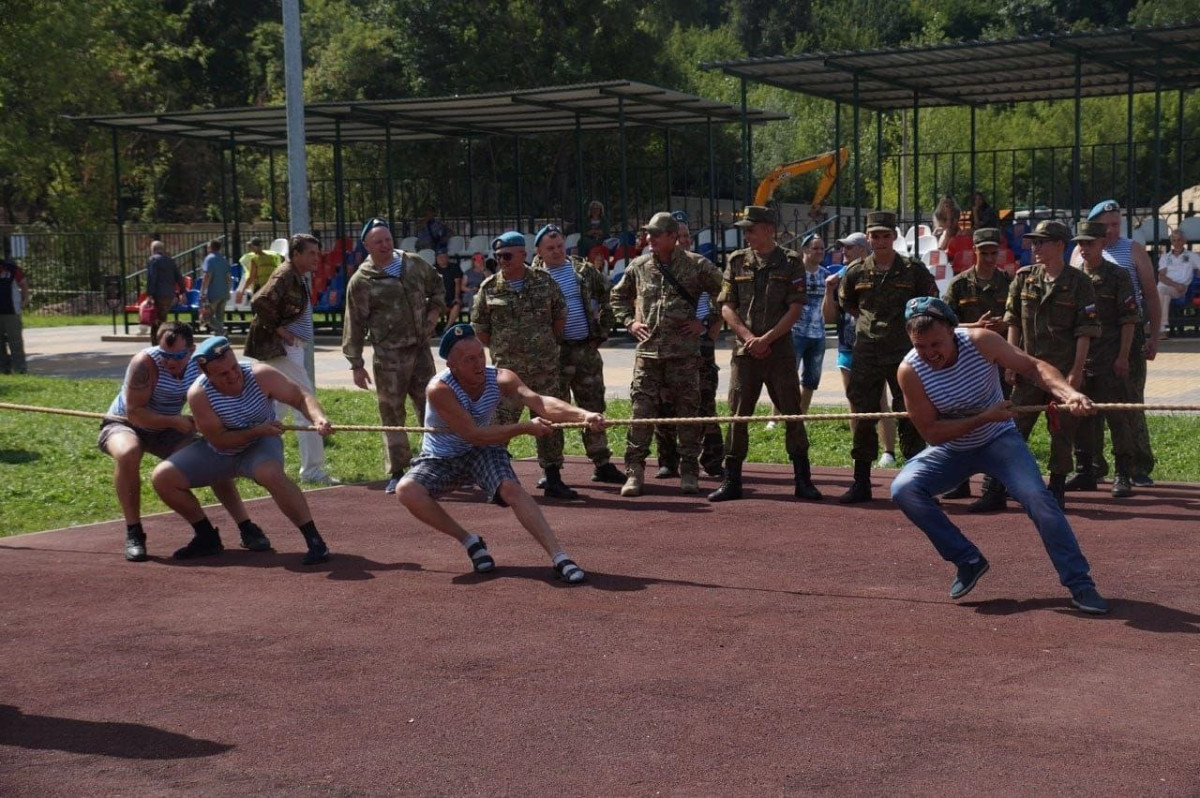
[1158, 250, 1200, 285]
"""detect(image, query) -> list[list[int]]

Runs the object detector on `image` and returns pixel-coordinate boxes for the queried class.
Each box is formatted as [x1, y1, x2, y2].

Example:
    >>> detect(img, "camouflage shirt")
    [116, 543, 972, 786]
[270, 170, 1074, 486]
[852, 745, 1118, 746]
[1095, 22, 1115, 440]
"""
[717, 245, 806, 359]
[838, 253, 938, 361]
[1004, 263, 1100, 373]
[471, 264, 566, 375]
[1080, 260, 1139, 374]
[943, 267, 1012, 324]
[530, 254, 615, 342]
[611, 246, 724, 359]
[343, 250, 446, 370]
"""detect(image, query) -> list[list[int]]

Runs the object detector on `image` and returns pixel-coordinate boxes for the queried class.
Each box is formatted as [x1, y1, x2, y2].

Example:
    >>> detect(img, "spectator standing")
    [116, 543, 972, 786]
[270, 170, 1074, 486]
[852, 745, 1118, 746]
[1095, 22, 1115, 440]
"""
[0, 257, 29, 373]
[145, 240, 187, 344]
[945, 211, 977, 274]
[933, 195, 962, 241]
[972, 191, 1000, 230]
[793, 233, 830, 413]
[198, 239, 233, 335]
[1156, 228, 1200, 338]
[415, 206, 453, 252]
[433, 250, 463, 328]
[461, 253, 488, 312]
[235, 238, 283, 304]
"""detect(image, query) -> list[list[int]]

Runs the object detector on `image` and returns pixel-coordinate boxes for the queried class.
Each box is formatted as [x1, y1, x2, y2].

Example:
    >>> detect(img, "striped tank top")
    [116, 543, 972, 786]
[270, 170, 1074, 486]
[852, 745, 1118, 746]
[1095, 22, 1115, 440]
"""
[107, 347, 199, 420]
[422, 366, 502, 457]
[201, 364, 275, 454]
[546, 263, 590, 341]
[1102, 237, 1143, 310]
[904, 329, 1014, 451]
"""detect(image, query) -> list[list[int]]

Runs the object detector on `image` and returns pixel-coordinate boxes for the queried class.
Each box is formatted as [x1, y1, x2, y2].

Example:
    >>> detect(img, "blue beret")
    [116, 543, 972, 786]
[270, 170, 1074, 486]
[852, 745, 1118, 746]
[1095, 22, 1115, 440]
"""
[533, 224, 563, 248]
[439, 323, 476, 359]
[491, 231, 526, 250]
[192, 335, 233, 363]
[670, 210, 689, 224]
[360, 217, 390, 241]
[1087, 199, 1120, 220]
[904, 296, 958, 326]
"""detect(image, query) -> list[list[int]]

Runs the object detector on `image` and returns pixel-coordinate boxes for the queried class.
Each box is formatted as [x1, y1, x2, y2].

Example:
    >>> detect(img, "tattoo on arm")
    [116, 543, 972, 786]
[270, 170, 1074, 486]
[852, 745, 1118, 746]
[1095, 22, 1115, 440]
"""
[129, 360, 152, 391]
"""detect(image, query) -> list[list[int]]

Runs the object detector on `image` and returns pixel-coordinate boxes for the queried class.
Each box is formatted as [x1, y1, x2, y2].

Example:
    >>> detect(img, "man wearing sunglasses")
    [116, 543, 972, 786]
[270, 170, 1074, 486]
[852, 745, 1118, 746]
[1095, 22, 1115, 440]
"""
[471, 231, 578, 499]
[99, 322, 266, 562]
[344, 218, 446, 494]
[151, 336, 333, 565]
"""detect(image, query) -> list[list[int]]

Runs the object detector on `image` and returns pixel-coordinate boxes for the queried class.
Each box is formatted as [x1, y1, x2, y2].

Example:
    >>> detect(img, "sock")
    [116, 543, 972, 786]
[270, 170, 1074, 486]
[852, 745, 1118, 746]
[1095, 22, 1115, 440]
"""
[463, 533, 482, 550]
[191, 518, 217, 539]
[299, 521, 324, 548]
[237, 519, 257, 535]
[126, 523, 144, 537]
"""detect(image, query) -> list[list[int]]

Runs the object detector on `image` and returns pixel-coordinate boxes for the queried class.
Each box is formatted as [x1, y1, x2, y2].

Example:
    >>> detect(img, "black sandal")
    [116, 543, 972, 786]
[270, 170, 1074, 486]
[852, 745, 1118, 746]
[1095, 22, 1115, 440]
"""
[467, 538, 495, 573]
[553, 558, 586, 584]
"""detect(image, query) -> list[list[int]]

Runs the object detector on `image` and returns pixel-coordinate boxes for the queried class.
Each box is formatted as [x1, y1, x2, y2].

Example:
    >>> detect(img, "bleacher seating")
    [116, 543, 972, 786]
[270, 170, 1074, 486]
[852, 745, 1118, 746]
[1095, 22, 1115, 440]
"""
[1167, 273, 1200, 336]
[723, 228, 742, 251]
[466, 235, 489, 255]
[399, 236, 418, 251]
[446, 236, 467, 257]
[1178, 216, 1200, 242]
[417, 248, 436, 264]
[564, 232, 581, 252]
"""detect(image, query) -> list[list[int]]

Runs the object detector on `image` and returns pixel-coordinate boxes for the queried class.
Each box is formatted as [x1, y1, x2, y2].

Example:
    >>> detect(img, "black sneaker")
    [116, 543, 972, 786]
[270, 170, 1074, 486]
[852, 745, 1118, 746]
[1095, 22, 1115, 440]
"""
[124, 531, 148, 563]
[1131, 474, 1155, 488]
[384, 471, 404, 494]
[591, 462, 625, 484]
[173, 530, 224, 560]
[949, 556, 990, 599]
[1071, 586, 1110, 615]
[239, 523, 273, 552]
[302, 542, 331, 565]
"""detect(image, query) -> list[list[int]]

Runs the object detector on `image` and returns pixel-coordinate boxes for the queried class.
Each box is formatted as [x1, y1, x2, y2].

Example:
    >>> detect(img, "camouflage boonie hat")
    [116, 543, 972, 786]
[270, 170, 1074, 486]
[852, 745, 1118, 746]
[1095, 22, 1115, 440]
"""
[1072, 221, 1107, 242]
[1023, 219, 1071, 243]
[865, 211, 898, 233]
[641, 212, 680, 235]
[733, 205, 777, 228]
[972, 228, 1003, 248]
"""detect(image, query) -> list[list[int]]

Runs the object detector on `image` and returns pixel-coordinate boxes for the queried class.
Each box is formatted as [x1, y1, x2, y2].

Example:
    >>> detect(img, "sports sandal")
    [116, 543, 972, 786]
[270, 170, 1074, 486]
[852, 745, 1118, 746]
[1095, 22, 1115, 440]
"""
[467, 537, 495, 573]
[553, 558, 586, 585]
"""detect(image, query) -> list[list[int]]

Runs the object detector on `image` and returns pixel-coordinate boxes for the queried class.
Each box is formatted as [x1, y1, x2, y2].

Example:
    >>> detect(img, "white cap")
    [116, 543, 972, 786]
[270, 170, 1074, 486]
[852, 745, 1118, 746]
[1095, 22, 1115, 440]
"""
[837, 232, 869, 248]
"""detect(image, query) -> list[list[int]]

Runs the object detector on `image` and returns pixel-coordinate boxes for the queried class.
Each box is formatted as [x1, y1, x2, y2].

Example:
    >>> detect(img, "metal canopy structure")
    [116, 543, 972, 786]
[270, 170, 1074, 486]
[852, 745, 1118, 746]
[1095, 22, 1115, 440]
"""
[703, 23, 1200, 111]
[71, 80, 786, 147]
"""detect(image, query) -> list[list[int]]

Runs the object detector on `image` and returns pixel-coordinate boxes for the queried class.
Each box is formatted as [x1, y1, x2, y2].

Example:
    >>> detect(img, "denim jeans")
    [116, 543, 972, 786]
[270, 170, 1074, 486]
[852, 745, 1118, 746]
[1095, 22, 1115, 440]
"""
[889, 427, 1094, 591]
[790, 330, 826, 390]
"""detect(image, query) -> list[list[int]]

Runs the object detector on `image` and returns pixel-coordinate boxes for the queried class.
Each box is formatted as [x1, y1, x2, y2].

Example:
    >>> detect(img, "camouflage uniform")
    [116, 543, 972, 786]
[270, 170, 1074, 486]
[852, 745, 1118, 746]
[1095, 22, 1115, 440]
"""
[944, 266, 1013, 399]
[1003, 263, 1100, 476]
[343, 249, 445, 475]
[611, 246, 724, 475]
[471, 265, 567, 469]
[1076, 260, 1139, 476]
[653, 331, 723, 475]
[838, 252, 937, 463]
[719, 245, 810, 463]
[531, 254, 616, 465]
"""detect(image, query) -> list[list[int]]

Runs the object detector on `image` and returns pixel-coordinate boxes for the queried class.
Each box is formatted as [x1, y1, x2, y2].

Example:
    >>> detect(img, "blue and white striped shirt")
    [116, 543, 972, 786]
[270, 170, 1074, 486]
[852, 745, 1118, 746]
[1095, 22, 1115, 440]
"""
[904, 329, 1014, 451]
[382, 252, 404, 279]
[545, 263, 590, 341]
[696, 292, 711, 321]
[200, 364, 275, 455]
[283, 278, 313, 342]
[1102, 237, 1144, 313]
[422, 366, 503, 458]
[793, 265, 829, 339]
[107, 347, 199, 421]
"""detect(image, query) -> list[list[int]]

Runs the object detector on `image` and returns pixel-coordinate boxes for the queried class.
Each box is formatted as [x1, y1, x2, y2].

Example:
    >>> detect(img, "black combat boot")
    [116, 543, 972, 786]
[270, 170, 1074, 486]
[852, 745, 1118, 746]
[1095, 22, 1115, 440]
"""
[1064, 455, 1097, 492]
[124, 527, 148, 562]
[792, 458, 823, 501]
[541, 466, 580, 500]
[942, 480, 972, 500]
[707, 459, 743, 502]
[967, 476, 1008, 513]
[700, 433, 726, 478]
[838, 460, 873, 504]
[1048, 473, 1067, 511]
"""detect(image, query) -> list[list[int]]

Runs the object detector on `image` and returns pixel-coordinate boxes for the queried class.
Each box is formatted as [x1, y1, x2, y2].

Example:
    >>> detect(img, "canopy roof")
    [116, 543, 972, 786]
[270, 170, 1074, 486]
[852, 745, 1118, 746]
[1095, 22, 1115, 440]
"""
[70, 81, 788, 147]
[703, 22, 1200, 110]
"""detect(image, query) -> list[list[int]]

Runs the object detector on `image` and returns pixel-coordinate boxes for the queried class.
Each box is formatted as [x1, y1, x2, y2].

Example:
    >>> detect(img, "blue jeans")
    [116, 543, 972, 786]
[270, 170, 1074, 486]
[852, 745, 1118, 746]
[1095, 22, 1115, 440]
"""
[791, 331, 826, 390]
[889, 427, 1094, 591]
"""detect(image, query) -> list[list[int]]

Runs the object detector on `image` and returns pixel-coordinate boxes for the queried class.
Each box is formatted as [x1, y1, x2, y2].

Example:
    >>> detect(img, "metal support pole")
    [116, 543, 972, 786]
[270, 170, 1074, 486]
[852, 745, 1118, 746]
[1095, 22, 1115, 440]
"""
[111, 130, 128, 333]
[741, 77, 751, 206]
[707, 116, 717, 251]
[269, 148, 278, 241]
[219, 145, 229, 250]
[876, 110, 884, 210]
[514, 137, 523, 230]
[1127, 74, 1135, 234]
[1154, 68, 1163, 247]
[574, 116, 584, 233]
[334, 120, 345, 245]
[853, 74, 861, 230]
[970, 106, 977, 201]
[466, 137, 475, 236]
[664, 128, 673, 209]
[1179, 90, 1186, 227]
[229, 133, 241, 265]
[619, 97, 628, 241]
[1072, 53, 1082, 224]
[913, 92, 921, 229]
[282, 0, 310, 236]
[385, 121, 395, 226]
[834, 101, 842, 235]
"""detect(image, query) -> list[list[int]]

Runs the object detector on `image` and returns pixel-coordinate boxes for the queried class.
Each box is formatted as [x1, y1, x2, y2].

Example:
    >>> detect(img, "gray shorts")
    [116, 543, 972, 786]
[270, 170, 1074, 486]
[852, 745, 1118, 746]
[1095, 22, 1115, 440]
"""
[165, 436, 284, 488]
[403, 446, 517, 504]
[98, 419, 195, 460]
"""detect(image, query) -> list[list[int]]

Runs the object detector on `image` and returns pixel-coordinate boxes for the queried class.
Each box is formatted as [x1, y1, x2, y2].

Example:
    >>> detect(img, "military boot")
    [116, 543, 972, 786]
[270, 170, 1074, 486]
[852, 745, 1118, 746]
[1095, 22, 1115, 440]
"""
[1064, 454, 1097, 492]
[541, 466, 579, 500]
[620, 464, 645, 497]
[967, 476, 1007, 513]
[707, 459, 743, 503]
[792, 458, 823, 501]
[1048, 473, 1067, 511]
[700, 433, 726, 478]
[838, 460, 873, 504]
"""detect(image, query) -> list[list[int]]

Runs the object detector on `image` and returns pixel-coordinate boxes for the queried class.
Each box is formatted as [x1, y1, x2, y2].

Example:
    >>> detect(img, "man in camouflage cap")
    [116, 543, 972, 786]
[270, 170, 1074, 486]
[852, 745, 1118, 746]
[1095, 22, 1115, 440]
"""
[708, 205, 822, 503]
[1067, 221, 1140, 498]
[343, 218, 445, 494]
[941, 227, 1012, 511]
[611, 211, 724, 496]
[837, 210, 938, 503]
[1004, 219, 1100, 510]
[471, 231, 577, 499]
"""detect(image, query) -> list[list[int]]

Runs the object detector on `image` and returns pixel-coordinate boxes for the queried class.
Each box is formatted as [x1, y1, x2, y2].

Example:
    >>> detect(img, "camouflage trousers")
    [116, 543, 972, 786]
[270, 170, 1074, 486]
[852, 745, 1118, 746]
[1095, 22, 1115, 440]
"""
[846, 347, 924, 463]
[1013, 380, 1079, 477]
[373, 345, 435, 475]
[494, 368, 563, 469]
[725, 352, 809, 462]
[627, 355, 701, 475]
[1076, 371, 1136, 476]
[558, 340, 612, 465]
[654, 343, 723, 472]
[1074, 329, 1155, 478]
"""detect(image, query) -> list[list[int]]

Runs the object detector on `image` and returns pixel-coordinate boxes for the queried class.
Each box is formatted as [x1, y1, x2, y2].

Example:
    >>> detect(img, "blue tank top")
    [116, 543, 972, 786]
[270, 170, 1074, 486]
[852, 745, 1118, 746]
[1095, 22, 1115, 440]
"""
[107, 347, 199, 421]
[422, 367, 502, 457]
[904, 329, 1014, 451]
[200, 364, 275, 454]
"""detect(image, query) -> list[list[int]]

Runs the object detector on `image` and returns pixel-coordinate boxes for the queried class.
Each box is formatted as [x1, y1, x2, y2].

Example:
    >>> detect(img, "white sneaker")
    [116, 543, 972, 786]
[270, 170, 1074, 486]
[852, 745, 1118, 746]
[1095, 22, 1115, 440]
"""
[301, 472, 341, 486]
[877, 452, 897, 468]
[765, 421, 778, 430]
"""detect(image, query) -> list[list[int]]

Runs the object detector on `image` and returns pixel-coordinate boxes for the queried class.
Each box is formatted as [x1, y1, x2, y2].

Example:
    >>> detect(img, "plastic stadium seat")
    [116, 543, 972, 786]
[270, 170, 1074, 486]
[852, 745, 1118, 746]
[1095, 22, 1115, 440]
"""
[446, 236, 467, 256]
[399, 236, 418, 251]
[925, 248, 948, 280]
[917, 235, 939, 258]
[1177, 217, 1200, 242]
[466, 235, 489, 255]
[1136, 217, 1171, 244]
[695, 229, 713, 247]
[564, 232, 581, 251]
[723, 228, 742, 250]
[417, 248, 436, 264]
[269, 238, 289, 256]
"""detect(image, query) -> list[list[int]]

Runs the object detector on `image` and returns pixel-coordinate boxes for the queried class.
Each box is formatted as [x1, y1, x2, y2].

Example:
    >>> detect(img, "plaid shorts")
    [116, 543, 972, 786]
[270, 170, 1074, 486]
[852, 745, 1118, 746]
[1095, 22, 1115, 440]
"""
[403, 446, 517, 504]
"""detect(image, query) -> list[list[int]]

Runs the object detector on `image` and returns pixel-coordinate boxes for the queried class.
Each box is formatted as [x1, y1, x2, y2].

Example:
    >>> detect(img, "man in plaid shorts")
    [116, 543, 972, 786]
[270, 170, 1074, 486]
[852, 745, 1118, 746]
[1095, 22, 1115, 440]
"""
[395, 324, 606, 584]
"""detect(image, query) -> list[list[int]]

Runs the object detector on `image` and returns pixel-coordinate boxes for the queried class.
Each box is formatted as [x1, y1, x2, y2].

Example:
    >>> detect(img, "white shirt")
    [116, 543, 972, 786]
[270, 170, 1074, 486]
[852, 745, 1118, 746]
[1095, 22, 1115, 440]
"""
[1158, 250, 1200, 285]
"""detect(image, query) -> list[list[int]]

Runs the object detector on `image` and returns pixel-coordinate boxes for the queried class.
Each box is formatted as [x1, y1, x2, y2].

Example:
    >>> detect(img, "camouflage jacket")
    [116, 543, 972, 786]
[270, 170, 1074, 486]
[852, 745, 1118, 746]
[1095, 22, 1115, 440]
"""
[1080, 260, 1139, 374]
[1004, 263, 1100, 373]
[342, 249, 446, 370]
[610, 247, 724, 359]
[471, 264, 566, 375]
[530, 254, 615, 342]
[245, 262, 309, 362]
[718, 245, 806, 359]
[943, 267, 1011, 325]
[838, 253, 938, 361]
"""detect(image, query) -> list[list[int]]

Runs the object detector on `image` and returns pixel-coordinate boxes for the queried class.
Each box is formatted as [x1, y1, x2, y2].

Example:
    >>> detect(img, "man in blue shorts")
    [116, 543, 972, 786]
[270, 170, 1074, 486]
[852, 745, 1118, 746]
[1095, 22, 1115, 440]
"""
[151, 336, 334, 565]
[889, 297, 1108, 614]
[396, 324, 606, 584]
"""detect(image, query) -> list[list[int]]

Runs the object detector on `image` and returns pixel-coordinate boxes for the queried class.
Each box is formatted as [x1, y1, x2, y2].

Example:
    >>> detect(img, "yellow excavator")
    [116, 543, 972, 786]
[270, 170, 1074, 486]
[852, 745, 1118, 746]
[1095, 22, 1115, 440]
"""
[753, 147, 849, 214]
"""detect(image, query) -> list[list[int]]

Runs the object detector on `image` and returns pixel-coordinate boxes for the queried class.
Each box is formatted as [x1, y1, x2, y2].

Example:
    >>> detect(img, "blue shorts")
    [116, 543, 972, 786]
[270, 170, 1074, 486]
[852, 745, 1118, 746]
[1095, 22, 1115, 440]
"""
[166, 437, 284, 487]
[403, 446, 517, 504]
[837, 351, 853, 372]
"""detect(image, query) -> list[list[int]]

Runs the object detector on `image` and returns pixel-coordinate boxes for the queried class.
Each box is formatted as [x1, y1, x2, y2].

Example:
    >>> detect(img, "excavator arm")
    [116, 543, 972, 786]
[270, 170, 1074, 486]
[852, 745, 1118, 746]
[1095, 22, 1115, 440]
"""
[753, 147, 849, 209]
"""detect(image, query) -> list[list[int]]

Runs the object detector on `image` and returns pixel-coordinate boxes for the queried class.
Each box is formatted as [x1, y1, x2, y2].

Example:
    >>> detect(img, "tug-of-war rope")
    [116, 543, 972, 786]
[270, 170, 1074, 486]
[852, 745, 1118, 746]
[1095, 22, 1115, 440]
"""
[3, 401, 1197, 434]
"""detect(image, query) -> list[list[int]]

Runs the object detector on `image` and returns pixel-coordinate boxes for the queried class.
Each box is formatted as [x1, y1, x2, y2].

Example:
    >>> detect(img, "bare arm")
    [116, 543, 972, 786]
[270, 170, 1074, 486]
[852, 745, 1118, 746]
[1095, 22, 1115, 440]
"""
[121, 354, 194, 434]
[822, 272, 842, 323]
[973, 328, 1092, 411]
[18, 274, 29, 306]
[254, 363, 332, 435]
[506, 369, 604, 428]
[1132, 242, 1161, 357]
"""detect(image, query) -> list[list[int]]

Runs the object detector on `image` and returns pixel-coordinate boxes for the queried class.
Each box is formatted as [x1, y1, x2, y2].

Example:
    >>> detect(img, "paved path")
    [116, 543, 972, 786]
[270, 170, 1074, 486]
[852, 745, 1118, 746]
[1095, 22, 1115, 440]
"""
[16, 325, 1200, 407]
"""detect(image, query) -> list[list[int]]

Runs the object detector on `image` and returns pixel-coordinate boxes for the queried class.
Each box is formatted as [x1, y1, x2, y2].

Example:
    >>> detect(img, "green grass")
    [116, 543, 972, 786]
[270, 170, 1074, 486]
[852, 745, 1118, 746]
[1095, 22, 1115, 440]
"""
[23, 314, 122, 328]
[2, 374, 1199, 537]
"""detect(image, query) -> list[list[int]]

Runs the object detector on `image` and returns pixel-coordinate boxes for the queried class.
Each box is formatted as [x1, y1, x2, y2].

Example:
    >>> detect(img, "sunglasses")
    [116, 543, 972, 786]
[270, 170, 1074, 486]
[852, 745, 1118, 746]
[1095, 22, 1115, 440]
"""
[159, 348, 191, 361]
[195, 342, 232, 364]
[495, 251, 518, 262]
